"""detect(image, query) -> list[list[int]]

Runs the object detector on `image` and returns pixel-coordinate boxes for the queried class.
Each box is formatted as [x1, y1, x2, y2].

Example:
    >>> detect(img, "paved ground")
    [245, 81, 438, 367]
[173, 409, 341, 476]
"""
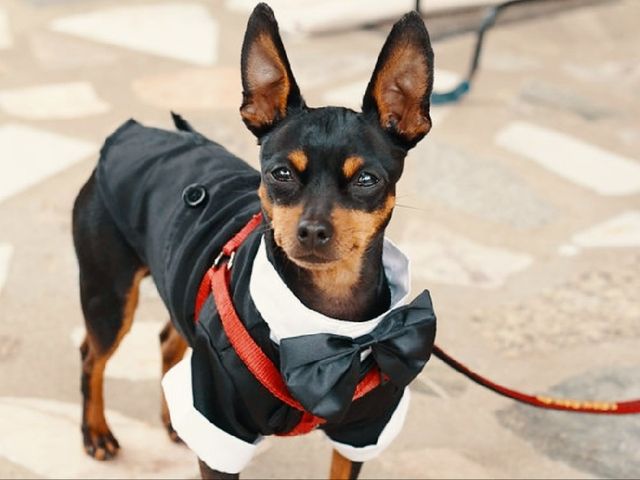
[0, 0, 639, 478]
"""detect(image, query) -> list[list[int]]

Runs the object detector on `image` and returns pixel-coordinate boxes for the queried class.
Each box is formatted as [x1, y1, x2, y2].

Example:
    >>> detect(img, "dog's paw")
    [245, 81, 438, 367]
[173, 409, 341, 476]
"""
[82, 424, 120, 460]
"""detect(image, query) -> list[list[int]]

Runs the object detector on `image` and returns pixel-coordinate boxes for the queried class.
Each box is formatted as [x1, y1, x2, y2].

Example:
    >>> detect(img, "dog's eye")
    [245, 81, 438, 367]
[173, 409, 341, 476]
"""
[271, 167, 294, 182]
[355, 171, 379, 187]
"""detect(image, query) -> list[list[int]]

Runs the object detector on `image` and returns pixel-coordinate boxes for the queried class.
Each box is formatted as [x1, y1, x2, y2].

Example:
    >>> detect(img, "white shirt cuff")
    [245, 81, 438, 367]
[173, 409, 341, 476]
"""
[327, 387, 411, 463]
[161, 352, 260, 474]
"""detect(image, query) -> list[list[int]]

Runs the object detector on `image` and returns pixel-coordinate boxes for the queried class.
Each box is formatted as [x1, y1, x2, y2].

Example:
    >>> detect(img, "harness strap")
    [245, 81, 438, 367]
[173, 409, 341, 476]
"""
[195, 212, 384, 436]
[195, 214, 264, 321]
[209, 263, 308, 412]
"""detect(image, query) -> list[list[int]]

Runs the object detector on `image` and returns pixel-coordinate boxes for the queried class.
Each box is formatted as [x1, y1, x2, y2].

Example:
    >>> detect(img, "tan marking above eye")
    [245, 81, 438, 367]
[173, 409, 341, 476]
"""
[342, 156, 364, 180]
[288, 149, 308, 173]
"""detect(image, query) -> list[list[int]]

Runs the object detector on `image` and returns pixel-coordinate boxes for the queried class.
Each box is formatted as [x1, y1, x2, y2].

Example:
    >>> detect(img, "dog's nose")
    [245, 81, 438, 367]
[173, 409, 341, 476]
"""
[297, 220, 333, 248]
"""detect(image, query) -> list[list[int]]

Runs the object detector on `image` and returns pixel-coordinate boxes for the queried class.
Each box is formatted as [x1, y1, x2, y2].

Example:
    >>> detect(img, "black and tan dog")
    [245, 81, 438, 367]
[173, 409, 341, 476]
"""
[73, 4, 436, 479]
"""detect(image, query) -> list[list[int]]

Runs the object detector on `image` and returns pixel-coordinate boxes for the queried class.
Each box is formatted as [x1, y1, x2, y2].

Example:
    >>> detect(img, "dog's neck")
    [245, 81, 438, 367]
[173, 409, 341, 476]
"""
[265, 233, 391, 322]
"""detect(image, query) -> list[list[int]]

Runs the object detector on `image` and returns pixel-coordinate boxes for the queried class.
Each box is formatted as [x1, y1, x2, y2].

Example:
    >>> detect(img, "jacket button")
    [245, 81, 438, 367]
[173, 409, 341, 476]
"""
[182, 184, 207, 207]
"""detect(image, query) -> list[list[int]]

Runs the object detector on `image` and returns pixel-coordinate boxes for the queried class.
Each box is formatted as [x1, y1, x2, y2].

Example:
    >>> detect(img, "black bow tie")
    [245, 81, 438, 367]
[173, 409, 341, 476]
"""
[279, 290, 437, 423]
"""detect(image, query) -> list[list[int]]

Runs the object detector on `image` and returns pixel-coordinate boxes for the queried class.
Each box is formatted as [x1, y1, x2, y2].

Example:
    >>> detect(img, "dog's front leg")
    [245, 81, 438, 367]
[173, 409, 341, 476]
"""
[329, 450, 363, 480]
[198, 459, 239, 480]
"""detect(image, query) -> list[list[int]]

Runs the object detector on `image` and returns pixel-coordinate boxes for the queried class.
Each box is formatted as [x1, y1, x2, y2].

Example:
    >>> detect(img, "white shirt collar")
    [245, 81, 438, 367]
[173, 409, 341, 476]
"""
[249, 237, 411, 344]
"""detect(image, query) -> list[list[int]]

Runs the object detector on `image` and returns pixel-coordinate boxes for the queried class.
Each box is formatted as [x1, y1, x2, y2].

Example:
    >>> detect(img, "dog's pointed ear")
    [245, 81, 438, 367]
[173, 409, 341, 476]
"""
[362, 12, 434, 150]
[240, 3, 304, 138]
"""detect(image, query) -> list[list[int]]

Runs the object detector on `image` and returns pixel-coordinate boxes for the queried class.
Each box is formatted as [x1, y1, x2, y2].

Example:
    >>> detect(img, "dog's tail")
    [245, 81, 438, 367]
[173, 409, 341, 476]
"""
[171, 111, 196, 133]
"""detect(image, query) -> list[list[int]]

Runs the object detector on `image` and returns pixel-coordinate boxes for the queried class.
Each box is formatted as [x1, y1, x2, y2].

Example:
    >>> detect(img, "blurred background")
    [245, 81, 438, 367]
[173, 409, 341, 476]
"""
[0, 0, 639, 478]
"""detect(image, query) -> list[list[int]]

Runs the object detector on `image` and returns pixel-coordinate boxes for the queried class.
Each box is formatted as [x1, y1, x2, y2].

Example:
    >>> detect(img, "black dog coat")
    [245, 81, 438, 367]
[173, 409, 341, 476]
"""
[95, 116, 435, 473]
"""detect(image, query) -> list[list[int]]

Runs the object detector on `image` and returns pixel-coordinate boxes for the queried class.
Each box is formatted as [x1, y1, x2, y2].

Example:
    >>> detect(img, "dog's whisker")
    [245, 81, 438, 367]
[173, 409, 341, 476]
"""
[395, 203, 428, 212]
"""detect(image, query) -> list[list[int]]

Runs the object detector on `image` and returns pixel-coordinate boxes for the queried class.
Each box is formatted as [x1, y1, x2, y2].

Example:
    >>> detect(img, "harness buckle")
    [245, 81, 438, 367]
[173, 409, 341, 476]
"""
[227, 251, 236, 269]
[213, 250, 236, 270]
[213, 251, 224, 268]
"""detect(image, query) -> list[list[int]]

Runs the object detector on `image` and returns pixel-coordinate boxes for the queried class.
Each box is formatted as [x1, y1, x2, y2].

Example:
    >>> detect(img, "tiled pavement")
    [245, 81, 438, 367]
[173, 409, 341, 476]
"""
[0, 0, 639, 478]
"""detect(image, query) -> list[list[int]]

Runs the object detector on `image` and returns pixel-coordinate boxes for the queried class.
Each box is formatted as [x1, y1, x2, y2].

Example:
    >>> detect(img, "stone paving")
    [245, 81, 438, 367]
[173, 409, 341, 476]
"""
[0, 81, 109, 120]
[0, 0, 639, 478]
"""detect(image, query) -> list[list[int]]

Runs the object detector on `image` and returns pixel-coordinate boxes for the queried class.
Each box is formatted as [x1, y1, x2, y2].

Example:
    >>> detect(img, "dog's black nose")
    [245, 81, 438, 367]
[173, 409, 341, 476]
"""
[297, 220, 333, 248]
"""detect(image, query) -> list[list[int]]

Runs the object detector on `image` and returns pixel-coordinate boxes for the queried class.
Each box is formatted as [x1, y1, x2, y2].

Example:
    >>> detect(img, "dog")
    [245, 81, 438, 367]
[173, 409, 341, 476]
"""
[72, 4, 436, 479]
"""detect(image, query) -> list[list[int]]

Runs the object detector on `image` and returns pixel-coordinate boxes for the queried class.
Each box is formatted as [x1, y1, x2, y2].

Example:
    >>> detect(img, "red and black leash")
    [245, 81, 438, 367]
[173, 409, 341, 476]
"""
[432, 345, 640, 414]
[197, 213, 640, 420]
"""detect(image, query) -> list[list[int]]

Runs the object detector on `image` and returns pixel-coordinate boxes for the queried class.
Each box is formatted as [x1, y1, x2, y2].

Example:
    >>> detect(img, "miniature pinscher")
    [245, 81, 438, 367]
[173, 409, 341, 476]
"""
[72, 4, 435, 479]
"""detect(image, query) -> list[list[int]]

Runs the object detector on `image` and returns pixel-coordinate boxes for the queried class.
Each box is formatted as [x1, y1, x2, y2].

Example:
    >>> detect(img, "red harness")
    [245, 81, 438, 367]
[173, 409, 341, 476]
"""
[194, 213, 382, 436]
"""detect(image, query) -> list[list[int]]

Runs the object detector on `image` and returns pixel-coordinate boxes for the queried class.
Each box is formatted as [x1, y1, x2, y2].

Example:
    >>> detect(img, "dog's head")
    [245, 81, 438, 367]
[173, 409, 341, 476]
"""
[241, 3, 434, 271]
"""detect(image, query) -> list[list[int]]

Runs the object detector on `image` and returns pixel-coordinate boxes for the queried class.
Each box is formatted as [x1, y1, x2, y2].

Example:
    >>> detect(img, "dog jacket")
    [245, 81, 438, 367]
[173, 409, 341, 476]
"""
[95, 116, 436, 473]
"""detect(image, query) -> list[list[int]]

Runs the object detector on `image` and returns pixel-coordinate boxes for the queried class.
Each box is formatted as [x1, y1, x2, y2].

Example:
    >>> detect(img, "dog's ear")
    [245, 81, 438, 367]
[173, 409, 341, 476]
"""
[240, 3, 304, 138]
[362, 12, 434, 150]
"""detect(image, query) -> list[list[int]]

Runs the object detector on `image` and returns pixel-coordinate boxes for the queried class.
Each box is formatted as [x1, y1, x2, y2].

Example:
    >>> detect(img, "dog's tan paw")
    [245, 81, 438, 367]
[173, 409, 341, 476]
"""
[82, 425, 120, 460]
